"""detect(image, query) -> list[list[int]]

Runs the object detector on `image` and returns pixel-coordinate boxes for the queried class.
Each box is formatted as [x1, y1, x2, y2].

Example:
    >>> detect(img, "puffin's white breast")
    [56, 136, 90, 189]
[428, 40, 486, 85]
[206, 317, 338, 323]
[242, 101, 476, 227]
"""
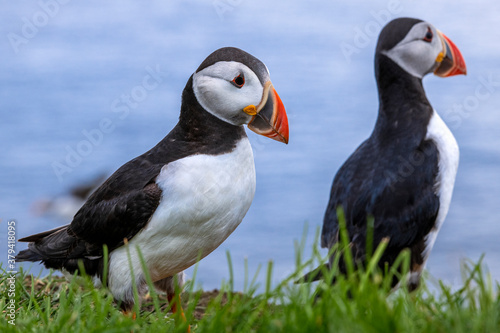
[109, 137, 256, 284]
[422, 110, 459, 259]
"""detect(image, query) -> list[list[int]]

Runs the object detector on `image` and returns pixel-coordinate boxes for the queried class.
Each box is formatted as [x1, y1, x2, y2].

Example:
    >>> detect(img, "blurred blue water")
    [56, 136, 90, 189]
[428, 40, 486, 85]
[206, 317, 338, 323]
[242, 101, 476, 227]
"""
[1, 1, 499, 291]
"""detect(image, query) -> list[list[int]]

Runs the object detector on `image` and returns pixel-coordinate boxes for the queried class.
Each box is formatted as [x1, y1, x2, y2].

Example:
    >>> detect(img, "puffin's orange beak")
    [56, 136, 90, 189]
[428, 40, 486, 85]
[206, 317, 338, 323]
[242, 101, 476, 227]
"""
[246, 81, 289, 144]
[434, 30, 467, 77]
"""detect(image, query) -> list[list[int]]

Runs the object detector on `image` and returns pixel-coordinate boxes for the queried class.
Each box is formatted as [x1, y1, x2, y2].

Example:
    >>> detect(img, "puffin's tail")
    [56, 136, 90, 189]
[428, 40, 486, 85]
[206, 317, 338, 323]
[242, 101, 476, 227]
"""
[17, 225, 71, 264]
[16, 248, 44, 262]
[17, 224, 103, 276]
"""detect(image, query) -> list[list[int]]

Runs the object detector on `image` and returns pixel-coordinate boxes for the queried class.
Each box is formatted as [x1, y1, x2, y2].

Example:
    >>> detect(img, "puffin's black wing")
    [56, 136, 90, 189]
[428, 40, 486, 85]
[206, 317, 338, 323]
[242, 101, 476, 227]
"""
[321, 138, 440, 264]
[17, 155, 165, 274]
[67, 162, 164, 249]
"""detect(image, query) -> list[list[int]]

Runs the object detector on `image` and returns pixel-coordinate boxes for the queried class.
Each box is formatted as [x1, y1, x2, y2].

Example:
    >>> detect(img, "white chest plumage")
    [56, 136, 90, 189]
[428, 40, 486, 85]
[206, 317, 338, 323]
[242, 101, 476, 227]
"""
[108, 137, 256, 291]
[407, 110, 459, 287]
[422, 110, 459, 259]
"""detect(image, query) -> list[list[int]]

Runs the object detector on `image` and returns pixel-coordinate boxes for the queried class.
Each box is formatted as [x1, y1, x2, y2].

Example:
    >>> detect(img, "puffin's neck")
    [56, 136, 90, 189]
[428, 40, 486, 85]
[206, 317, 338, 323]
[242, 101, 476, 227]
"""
[173, 75, 246, 146]
[372, 54, 433, 144]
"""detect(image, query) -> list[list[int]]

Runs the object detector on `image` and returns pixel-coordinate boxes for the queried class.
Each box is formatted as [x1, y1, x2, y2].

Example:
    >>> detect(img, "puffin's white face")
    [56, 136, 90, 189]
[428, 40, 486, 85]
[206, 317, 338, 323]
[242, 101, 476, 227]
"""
[382, 22, 444, 79]
[193, 61, 268, 126]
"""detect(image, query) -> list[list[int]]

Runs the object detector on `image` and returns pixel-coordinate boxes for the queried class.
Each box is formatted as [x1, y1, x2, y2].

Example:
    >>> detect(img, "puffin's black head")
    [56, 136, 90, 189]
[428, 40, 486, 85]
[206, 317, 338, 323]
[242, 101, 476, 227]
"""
[375, 17, 467, 79]
[192, 47, 289, 144]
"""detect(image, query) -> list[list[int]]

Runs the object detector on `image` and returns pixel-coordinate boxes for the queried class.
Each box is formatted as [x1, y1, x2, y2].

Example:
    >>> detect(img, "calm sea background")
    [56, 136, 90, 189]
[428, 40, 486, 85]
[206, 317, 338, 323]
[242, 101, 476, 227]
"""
[1, 1, 499, 291]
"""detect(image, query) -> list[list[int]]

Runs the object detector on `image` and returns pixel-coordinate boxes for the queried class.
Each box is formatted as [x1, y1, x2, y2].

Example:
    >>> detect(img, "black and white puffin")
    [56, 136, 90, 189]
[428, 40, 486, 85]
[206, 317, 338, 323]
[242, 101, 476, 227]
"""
[17, 47, 289, 315]
[319, 18, 466, 289]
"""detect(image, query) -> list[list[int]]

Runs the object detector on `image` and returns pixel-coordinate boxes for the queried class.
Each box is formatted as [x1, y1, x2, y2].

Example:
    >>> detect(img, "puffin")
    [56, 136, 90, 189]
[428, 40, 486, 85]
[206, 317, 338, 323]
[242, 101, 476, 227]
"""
[17, 47, 289, 316]
[317, 18, 466, 290]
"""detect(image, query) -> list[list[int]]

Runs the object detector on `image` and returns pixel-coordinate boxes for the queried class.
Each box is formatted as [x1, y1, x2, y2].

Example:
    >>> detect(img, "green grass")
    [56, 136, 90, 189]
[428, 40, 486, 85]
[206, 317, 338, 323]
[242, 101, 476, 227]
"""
[2, 231, 499, 332]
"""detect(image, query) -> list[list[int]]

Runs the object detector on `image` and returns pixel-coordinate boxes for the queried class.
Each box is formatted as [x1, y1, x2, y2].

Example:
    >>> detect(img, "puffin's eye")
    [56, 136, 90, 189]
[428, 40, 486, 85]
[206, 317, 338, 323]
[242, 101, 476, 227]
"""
[423, 28, 433, 42]
[231, 74, 245, 88]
